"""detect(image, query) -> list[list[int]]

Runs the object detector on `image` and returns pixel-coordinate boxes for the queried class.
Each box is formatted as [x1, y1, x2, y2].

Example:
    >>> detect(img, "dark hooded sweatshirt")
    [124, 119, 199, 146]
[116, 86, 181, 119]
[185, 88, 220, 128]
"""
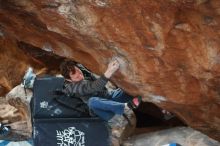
[61, 66, 111, 116]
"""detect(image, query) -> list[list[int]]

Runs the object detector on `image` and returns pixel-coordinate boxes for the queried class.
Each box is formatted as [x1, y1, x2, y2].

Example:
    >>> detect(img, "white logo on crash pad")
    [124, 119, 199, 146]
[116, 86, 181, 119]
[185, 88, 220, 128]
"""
[40, 101, 48, 109]
[56, 127, 85, 146]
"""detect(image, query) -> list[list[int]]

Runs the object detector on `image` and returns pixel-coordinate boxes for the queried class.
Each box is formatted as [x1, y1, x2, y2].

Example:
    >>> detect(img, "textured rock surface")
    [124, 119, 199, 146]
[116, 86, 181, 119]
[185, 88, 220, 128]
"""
[123, 127, 220, 146]
[0, 97, 31, 141]
[0, 85, 33, 140]
[0, 0, 220, 140]
[0, 36, 64, 97]
[108, 108, 136, 146]
[6, 85, 33, 139]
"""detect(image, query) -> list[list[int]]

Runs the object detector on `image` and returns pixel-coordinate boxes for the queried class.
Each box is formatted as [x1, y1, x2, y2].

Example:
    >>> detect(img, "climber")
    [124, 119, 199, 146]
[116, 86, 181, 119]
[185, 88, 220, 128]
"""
[59, 59, 142, 124]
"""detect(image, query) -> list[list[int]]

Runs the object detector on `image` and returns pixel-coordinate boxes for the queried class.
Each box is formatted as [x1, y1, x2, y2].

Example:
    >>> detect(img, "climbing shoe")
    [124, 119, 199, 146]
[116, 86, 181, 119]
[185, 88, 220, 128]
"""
[128, 96, 142, 110]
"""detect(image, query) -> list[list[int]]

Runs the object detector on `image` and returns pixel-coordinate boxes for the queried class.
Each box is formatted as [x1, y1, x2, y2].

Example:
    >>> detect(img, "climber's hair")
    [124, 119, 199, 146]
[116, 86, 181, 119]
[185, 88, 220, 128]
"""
[60, 59, 77, 79]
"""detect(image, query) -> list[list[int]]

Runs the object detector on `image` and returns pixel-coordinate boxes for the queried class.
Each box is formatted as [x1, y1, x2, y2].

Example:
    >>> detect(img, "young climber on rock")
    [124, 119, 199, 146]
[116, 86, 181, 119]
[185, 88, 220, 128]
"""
[59, 59, 142, 124]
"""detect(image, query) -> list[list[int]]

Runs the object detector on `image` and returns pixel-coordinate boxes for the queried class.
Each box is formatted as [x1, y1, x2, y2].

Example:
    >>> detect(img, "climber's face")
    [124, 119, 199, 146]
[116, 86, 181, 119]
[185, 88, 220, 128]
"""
[69, 67, 84, 82]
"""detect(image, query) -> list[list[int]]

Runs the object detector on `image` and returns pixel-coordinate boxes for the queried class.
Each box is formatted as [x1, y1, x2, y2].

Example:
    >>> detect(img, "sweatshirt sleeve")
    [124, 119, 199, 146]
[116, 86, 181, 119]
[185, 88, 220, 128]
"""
[64, 75, 109, 96]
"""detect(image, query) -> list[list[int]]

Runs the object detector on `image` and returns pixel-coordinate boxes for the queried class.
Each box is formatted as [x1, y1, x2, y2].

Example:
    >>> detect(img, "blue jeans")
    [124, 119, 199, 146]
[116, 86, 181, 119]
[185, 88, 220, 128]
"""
[88, 88, 132, 121]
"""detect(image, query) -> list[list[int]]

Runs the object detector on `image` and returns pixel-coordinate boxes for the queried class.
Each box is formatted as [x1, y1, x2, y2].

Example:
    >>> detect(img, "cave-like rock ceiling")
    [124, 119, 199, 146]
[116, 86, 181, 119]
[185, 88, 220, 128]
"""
[0, 0, 220, 141]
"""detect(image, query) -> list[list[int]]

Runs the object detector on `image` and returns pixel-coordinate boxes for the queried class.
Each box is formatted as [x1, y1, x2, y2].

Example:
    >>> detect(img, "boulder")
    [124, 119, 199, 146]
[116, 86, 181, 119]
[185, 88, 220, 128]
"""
[108, 108, 136, 146]
[0, 97, 31, 141]
[0, 0, 220, 140]
[123, 127, 220, 146]
[0, 85, 33, 140]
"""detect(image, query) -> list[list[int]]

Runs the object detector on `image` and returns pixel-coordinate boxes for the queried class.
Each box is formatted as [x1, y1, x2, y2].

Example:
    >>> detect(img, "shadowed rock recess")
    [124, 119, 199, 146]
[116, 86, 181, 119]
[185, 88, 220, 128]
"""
[0, 0, 220, 141]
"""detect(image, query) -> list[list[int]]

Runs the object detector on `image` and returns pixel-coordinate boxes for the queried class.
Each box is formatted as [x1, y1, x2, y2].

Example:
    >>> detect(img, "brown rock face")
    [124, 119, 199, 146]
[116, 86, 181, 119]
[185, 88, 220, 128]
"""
[0, 0, 220, 140]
